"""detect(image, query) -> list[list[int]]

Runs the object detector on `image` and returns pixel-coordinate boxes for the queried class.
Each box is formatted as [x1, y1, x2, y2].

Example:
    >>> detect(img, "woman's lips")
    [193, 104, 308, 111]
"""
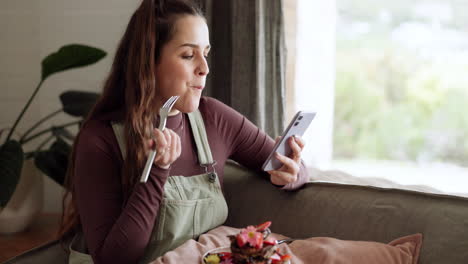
[191, 85, 204, 90]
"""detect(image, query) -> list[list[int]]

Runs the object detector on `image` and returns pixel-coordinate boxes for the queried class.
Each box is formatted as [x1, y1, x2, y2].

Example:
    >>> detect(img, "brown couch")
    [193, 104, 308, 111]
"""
[4, 161, 468, 263]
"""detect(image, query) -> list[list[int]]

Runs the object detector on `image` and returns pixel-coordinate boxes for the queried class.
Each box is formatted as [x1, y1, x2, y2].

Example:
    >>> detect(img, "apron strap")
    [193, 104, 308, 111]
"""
[187, 110, 215, 167]
[110, 109, 214, 168]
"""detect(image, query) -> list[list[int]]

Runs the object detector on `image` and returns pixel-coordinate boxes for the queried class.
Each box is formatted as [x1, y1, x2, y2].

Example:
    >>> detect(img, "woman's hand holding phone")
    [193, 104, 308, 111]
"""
[262, 111, 315, 186]
[267, 135, 306, 186]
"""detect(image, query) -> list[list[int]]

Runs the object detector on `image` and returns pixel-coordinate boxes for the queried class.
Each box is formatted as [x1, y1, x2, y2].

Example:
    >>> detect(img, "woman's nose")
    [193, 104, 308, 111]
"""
[196, 57, 209, 76]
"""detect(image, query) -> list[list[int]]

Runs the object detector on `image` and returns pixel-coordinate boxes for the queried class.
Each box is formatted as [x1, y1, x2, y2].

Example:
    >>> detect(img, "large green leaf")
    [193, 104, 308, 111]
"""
[60, 90, 100, 117]
[41, 44, 106, 81]
[0, 140, 24, 208]
[34, 138, 71, 186]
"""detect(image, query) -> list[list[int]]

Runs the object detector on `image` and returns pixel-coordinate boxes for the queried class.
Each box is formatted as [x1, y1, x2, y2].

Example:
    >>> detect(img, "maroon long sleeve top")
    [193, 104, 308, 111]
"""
[73, 97, 309, 263]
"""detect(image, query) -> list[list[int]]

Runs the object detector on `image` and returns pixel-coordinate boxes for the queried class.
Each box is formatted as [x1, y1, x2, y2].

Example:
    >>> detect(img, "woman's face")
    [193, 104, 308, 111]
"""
[155, 15, 210, 115]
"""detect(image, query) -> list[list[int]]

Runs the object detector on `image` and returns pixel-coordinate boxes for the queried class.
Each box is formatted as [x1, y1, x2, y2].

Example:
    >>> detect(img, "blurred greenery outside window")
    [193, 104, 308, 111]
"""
[335, 0, 468, 163]
[333, 0, 468, 191]
[283, 0, 468, 193]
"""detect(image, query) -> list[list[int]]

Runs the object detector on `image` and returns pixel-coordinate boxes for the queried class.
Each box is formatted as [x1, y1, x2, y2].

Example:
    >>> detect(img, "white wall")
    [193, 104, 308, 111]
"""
[1, 0, 140, 212]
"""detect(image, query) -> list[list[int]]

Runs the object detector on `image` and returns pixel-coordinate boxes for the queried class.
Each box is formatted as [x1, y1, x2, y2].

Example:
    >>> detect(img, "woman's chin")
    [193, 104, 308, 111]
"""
[178, 100, 200, 113]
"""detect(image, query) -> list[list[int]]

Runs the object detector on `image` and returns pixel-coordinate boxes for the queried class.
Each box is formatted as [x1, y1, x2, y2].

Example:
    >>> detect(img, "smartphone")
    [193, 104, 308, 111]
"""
[261, 111, 316, 171]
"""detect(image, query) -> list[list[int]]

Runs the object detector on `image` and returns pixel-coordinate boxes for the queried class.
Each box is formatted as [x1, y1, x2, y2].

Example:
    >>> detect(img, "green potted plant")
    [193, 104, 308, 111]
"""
[0, 44, 105, 233]
[28, 90, 100, 185]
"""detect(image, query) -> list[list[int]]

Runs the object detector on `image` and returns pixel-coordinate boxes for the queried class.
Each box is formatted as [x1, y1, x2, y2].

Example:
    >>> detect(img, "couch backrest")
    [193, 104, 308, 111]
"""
[6, 162, 467, 264]
[223, 161, 468, 264]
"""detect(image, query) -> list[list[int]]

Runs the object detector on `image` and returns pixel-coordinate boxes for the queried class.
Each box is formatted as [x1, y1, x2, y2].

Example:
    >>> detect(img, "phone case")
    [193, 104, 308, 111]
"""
[261, 111, 316, 171]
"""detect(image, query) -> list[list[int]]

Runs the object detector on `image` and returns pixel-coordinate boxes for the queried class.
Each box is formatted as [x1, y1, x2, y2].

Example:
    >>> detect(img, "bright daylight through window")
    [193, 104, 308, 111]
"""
[333, 0, 468, 194]
[288, 0, 468, 195]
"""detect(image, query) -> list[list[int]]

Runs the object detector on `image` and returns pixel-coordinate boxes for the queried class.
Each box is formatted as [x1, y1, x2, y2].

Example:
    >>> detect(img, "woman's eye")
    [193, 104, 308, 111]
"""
[182, 55, 194, 59]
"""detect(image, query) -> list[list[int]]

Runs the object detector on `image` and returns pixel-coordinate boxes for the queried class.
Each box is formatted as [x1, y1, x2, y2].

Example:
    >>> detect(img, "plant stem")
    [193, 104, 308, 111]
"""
[35, 134, 55, 153]
[24, 151, 35, 160]
[19, 109, 63, 144]
[24, 134, 55, 160]
[5, 79, 45, 143]
[21, 120, 80, 145]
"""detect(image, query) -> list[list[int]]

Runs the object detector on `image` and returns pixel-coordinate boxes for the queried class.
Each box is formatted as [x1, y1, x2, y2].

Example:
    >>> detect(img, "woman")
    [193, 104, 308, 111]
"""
[60, 0, 309, 263]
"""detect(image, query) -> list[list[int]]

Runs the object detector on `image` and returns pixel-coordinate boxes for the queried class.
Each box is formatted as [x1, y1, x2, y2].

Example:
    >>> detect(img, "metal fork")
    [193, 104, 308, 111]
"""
[140, 95, 180, 183]
[277, 238, 296, 244]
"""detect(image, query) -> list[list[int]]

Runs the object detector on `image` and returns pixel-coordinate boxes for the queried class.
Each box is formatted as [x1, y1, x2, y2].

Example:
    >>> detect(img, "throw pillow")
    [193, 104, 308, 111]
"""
[289, 233, 422, 264]
[149, 226, 422, 264]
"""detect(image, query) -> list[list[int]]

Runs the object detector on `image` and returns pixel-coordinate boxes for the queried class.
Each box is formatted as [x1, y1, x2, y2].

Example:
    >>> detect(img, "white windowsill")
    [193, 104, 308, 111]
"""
[330, 159, 468, 196]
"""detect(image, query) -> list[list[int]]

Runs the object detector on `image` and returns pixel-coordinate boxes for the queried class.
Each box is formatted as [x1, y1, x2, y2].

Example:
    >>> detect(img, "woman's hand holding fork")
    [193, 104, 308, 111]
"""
[147, 128, 181, 169]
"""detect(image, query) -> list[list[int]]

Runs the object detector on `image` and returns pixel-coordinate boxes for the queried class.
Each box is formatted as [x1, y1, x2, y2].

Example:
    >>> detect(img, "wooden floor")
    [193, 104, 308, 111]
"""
[0, 213, 61, 263]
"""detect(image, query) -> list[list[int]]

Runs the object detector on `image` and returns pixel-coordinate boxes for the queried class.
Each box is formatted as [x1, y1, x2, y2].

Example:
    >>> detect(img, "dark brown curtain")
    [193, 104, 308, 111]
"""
[197, 0, 286, 137]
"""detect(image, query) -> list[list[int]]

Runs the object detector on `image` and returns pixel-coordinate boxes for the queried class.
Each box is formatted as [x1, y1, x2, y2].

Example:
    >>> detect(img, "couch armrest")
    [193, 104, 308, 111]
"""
[223, 161, 468, 264]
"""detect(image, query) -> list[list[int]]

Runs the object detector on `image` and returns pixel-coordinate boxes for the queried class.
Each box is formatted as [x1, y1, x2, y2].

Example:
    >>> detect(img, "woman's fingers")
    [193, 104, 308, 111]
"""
[268, 169, 297, 185]
[160, 129, 172, 163]
[175, 130, 181, 158]
[267, 135, 304, 186]
[274, 152, 300, 175]
[289, 136, 302, 162]
[166, 129, 180, 162]
[294, 135, 305, 150]
[152, 128, 181, 168]
[153, 128, 167, 154]
[147, 139, 155, 151]
[153, 129, 167, 152]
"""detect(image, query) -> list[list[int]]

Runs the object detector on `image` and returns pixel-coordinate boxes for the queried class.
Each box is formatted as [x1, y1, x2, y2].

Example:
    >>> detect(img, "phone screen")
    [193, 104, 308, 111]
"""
[261, 111, 316, 171]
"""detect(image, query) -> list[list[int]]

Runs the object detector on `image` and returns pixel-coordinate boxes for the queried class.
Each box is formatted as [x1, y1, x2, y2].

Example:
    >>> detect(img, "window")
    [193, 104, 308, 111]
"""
[286, 0, 468, 195]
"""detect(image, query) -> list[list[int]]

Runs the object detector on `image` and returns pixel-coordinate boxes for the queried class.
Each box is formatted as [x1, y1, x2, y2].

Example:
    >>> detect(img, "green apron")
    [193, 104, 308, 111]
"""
[69, 110, 229, 264]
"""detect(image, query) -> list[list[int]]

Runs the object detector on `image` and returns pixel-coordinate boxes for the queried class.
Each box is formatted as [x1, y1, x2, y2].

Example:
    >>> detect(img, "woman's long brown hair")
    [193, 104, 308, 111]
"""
[59, 0, 204, 240]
